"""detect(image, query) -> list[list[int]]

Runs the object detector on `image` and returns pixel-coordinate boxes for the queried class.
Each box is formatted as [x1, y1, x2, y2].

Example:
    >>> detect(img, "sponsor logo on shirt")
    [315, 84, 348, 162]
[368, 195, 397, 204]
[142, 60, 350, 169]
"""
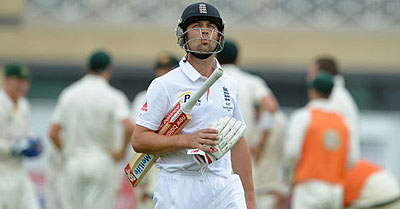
[141, 101, 148, 112]
[178, 92, 201, 106]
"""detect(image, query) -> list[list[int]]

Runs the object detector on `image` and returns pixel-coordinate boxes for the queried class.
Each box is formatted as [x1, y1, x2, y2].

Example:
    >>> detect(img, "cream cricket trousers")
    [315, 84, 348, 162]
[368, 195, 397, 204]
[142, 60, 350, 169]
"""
[61, 150, 118, 209]
[0, 168, 40, 209]
[153, 169, 247, 209]
[292, 180, 343, 209]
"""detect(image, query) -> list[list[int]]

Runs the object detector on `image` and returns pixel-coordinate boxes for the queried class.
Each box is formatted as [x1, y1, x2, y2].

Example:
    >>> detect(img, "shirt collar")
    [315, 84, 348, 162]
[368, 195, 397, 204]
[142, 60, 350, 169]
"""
[334, 75, 345, 88]
[179, 56, 222, 82]
[306, 98, 334, 110]
[84, 74, 108, 85]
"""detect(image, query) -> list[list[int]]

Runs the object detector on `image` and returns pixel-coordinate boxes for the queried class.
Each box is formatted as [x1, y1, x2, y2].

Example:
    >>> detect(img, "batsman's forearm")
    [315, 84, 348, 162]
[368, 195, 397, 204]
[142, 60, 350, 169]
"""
[231, 137, 257, 207]
[132, 125, 187, 155]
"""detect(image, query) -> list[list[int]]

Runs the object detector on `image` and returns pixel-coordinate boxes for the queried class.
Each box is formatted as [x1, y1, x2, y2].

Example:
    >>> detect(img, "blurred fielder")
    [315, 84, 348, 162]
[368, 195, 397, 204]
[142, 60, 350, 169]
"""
[131, 2, 257, 209]
[48, 50, 134, 209]
[217, 40, 288, 209]
[308, 56, 361, 161]
[131, 53, 178, 209]
[284, 73, 358, 209]
[0, 64, 42, 209]
[344, 159, 400, 209]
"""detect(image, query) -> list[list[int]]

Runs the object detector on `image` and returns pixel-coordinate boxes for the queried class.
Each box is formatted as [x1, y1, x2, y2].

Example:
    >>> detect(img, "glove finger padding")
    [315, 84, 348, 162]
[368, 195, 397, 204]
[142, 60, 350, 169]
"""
[210, 119, 245, 160]
[218, 117, 236, 139]
[219, 120, 242, 148]
[220, 122, 245, 154]
[188, 116, 246, 166]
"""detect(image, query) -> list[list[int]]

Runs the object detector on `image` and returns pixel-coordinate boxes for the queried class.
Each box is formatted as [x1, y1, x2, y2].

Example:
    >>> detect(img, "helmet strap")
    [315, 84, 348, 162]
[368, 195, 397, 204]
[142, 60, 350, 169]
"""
[189, 52, 213, 59]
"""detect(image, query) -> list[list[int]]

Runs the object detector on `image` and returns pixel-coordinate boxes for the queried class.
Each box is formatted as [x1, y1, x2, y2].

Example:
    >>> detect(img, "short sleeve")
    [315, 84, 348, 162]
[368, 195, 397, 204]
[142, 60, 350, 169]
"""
[131, 91, 147, 122]
[136, 78, 170, 131]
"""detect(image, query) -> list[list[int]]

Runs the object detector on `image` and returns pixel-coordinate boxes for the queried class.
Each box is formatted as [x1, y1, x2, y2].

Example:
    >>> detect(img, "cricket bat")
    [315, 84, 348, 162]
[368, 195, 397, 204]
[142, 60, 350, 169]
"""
[124, 68, 224, 187]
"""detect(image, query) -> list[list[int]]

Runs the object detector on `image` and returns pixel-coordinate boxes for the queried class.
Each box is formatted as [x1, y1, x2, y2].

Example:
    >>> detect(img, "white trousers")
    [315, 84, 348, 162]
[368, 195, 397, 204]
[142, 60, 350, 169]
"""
[0, 169, 40, 209]
[292, 180, 343, 209]
[153, 169, 246, 209]
[61, 151, 118, 209]
[256, 194, 276, 209]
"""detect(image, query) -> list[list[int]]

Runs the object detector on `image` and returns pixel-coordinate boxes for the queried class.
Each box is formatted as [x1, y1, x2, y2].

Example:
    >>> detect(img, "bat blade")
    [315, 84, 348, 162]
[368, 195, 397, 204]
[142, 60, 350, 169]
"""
[125, 68, 223, 187]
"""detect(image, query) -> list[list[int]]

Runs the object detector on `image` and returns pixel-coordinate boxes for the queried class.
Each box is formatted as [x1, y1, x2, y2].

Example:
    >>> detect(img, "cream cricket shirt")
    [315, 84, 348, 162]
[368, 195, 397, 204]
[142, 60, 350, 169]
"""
[51, 75, 131, 157]
[331, 75, 360, 161]
[0, 89, 31, 169]
[221, 64, 271, 142]
[136, 57, 245, 175]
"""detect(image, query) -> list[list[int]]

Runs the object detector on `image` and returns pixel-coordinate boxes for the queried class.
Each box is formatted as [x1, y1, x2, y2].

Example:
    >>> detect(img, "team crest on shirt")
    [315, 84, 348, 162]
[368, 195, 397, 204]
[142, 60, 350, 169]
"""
[222, 86, 233, 111]
[178, 92, 201, 106]
[323, 130, 341, 151]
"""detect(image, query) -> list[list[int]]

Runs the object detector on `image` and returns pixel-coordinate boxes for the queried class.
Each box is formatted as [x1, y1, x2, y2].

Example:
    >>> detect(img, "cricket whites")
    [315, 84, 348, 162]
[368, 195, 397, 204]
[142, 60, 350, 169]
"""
[124, 68, 224, 187]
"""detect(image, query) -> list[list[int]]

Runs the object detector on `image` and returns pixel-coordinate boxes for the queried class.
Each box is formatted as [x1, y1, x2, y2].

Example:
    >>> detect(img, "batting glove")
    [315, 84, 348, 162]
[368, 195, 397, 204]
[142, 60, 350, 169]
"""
[188, 116, 246, 165]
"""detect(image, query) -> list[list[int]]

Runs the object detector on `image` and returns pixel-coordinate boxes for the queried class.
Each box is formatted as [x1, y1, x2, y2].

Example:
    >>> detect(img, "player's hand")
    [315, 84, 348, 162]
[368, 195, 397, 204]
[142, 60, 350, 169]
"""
[186, 128, 219, 153]
[11, 137, 42, 158]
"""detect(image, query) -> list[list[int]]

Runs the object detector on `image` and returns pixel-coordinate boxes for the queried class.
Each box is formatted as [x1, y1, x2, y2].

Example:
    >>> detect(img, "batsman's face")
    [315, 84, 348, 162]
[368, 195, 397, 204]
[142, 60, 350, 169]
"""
[19, 79, 31, 97]
[185, 20, 220, 54]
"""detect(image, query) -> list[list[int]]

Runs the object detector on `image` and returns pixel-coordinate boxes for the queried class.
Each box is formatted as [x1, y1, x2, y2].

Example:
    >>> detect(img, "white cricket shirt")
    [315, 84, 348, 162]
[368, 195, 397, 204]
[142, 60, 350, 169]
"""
[136, 57, 245, 175]
[0, 89, 31, 169]
[331, 75, 360, 160]
[51, 75, 131, 157]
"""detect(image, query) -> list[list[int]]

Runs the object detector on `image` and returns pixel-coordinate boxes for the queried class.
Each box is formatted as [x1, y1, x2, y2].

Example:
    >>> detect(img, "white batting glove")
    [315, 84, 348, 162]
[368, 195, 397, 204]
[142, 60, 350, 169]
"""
[188, 116, 246, 165]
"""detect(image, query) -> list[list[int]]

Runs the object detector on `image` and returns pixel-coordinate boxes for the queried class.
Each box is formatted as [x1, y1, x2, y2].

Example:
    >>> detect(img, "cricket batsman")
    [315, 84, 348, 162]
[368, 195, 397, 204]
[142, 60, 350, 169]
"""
[131, 2, 257, 209]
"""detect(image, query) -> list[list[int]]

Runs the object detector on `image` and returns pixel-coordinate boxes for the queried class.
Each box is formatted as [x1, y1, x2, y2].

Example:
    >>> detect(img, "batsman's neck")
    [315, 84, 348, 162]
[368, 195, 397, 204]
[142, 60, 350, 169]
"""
[187, 53, 215, 78]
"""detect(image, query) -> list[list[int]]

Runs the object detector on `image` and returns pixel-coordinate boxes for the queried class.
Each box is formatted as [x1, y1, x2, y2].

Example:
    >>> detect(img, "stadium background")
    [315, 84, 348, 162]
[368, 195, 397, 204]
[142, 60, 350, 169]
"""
[1, 0, 400, 208]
